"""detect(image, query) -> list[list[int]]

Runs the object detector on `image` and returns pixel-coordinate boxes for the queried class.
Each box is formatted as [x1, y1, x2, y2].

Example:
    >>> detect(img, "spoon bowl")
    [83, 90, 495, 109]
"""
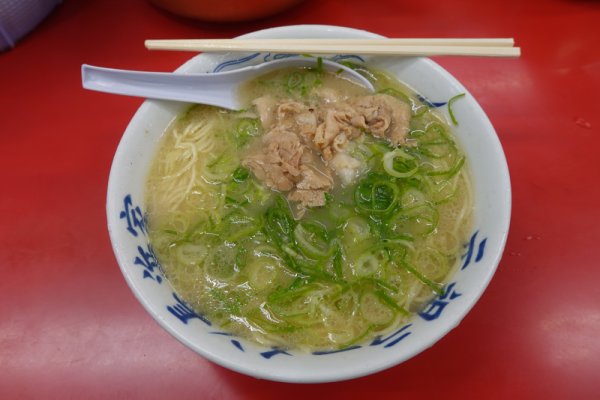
[81, 57, 374, 110]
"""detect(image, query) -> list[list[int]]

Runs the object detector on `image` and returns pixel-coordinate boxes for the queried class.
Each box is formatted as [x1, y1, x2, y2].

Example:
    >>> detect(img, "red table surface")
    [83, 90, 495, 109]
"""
[1, 0, 599, 398]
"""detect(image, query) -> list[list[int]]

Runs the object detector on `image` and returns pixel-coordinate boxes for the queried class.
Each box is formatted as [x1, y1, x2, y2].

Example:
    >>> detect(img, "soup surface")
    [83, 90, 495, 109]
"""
[145, 61, 473, 350]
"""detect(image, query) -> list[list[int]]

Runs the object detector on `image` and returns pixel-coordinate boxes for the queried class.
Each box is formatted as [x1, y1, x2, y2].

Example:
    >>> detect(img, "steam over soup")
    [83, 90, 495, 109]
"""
[145, 61, 473, 350]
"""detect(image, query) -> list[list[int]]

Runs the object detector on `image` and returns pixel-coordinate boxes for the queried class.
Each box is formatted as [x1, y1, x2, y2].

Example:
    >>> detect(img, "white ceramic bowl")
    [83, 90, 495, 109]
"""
[107, 25, 511, 383]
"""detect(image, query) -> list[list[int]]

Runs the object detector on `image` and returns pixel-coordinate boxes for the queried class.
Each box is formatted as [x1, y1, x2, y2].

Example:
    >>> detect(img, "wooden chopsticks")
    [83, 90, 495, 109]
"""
[145, 38, 520, 57]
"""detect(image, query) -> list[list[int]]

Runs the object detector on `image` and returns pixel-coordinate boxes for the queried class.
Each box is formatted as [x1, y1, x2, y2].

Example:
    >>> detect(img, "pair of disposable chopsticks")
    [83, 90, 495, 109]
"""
[144, 38, 520, 57]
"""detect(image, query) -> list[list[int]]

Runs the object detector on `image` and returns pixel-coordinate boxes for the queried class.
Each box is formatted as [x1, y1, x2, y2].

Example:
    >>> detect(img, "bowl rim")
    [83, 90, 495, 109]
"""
[106, 24, 511, 383]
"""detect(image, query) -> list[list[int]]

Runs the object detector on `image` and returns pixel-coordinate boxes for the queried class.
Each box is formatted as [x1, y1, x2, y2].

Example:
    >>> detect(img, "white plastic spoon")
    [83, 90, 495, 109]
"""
[81, 58, 374, 110]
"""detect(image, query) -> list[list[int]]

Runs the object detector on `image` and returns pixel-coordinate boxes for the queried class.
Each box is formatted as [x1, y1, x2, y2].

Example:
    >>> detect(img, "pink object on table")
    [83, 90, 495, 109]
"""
[0, 0, 61, 51]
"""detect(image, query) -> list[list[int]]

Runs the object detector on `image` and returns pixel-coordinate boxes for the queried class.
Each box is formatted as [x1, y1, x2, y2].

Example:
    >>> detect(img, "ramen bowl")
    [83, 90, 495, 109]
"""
[106, 24, 511, 383]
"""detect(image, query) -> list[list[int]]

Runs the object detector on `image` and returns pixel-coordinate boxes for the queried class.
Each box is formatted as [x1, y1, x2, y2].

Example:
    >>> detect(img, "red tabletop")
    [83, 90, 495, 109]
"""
[1, 0, 599, 398]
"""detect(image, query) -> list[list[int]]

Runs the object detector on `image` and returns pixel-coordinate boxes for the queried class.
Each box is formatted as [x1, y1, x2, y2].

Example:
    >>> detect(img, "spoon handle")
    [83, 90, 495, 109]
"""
[81, 64, 240, 109]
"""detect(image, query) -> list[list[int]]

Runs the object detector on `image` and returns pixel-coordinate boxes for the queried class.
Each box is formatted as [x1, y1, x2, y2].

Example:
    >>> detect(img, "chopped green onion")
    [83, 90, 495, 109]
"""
[333, 247, 344, 279]
[234, 118, 261, 147]
[387, 204, 439, 238]
[378, 87, 411, 104]
[448, 93, 466, 125]
[338, 325, 375, 348]
[293, 220, 332, 260]
[264, 196, 295, 248]
[247, 257, 280, 290]
[221, 211, 262, 242]
[316, 56, 323, 73]
[411, 122, 450, 144]
[399, 261, 443, 295]
[383, 148, 419, 178]
[400, 187, 427, 209]
[374, 290, 409, 315]
[174, 242, 208, 267]
[354, 174, 399, 215]
[287, 71, 304, 89]
[232, 166, 250, 183]
[419, 140, 456, 159]
[354, 252, 380, 277]
[425, 155, 465, 178]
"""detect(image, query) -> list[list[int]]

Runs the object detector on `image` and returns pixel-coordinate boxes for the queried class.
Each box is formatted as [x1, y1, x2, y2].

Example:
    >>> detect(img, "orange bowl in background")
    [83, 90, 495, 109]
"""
[148, 0, 304, 22]
[106, 25, 511, 383]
